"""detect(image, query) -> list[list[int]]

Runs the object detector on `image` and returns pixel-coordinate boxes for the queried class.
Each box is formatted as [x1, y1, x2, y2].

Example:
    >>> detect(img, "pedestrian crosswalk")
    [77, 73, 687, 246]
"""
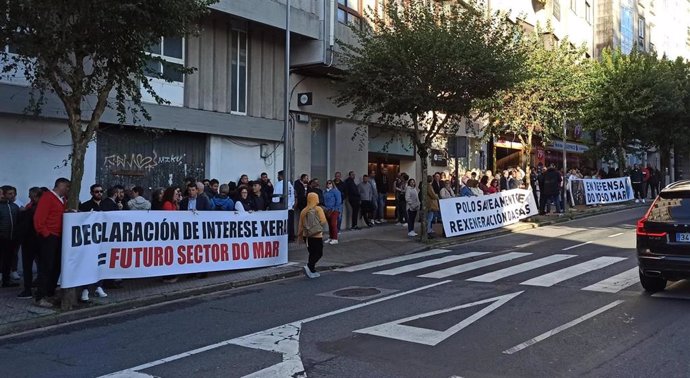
[341, 249, 641, 294]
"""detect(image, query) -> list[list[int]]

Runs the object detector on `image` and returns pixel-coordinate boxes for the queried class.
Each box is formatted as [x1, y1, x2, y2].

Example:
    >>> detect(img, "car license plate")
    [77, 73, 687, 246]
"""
[677, 233, 690, 242]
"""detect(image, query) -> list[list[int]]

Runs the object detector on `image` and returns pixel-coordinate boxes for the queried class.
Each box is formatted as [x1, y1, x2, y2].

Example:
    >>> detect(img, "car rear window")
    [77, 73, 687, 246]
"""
[648, 192, 690, 222]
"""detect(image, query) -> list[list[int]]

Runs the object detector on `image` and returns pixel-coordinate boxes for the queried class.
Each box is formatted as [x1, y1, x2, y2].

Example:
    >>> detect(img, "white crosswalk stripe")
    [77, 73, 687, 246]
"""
[337, 249, 452, 272]
[373, 252, 489, 276]
[418, 252, 532, 279]
[466, 254, 577, 283]
[520, 256, 627, 287]
[342, 250, 642, 294]
[581, 267, 640, 293]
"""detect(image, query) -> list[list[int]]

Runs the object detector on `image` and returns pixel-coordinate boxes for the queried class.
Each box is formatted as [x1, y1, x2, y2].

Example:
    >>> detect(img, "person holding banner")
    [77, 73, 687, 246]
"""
[405, 179, 420, 237]
[298, 193, 328, 278]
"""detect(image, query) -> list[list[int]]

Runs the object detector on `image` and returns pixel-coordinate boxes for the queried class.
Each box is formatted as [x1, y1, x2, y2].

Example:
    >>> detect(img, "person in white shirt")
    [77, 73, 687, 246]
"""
[272, 170, 296, 242]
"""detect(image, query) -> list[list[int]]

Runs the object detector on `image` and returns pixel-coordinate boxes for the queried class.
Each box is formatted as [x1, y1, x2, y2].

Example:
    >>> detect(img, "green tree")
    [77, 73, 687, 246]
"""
[477, 31, 591, 175]
[582, 48, 683, 174]
[334, 0, 525, 240]
[0, 0, 214, 208]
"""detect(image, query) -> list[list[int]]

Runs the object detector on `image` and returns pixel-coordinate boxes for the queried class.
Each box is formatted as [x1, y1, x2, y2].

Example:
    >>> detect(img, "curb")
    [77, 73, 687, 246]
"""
[0, 267, 303, 338]
[0, 204, 645, 338]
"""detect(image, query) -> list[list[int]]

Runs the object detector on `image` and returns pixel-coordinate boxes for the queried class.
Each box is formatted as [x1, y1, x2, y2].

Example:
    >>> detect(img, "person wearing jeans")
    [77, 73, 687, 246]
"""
[323, 180, 342, 245]
[405, 179, 420, 237]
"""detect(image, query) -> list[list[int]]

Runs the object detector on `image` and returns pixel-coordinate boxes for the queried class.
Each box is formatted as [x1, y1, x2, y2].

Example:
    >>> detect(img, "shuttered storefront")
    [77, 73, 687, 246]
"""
[96, 126, 206, 190]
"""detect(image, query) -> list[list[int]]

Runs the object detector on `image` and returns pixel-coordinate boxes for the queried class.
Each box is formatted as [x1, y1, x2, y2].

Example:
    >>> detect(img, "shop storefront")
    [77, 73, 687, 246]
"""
[543, 139, 590, 169]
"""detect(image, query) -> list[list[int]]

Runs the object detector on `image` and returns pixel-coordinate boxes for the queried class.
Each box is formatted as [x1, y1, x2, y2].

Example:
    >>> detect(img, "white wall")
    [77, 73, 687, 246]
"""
[207, 135, 283, 183]
[0, 115, 96, 203]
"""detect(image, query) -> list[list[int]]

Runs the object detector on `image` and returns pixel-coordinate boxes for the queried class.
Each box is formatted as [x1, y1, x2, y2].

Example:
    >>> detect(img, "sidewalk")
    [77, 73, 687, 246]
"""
[0, 202, 645, 337]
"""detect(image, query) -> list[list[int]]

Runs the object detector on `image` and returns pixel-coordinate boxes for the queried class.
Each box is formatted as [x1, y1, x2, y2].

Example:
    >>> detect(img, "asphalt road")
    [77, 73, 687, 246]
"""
[4, 206, 690, 378]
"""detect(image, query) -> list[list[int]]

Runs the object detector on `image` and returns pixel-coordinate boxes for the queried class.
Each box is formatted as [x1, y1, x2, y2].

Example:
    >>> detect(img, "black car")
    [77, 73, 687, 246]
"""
[637, 180, 690, 292]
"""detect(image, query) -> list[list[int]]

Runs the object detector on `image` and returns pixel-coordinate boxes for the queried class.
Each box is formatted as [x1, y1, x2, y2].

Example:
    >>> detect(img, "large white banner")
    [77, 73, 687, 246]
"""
[572, 177, 633, 205]
[61, 210, 289, 288]
[440, 189, 538, 238]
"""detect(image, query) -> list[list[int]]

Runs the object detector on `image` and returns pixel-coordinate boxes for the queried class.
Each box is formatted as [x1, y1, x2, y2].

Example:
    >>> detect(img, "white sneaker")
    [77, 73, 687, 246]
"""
[80, 289, 89, 302]
[312, 272, 321, 278]
[408, 231, 418, 237]
[304, 266, 316, 279]
[329, 239, 339, 245]
[642, 199, 646, 203]
[323, 238, 331, 244]
[95, 286, 108, 298]
[395, 222, 402, 226]
[10, 271, 20, 280]
[635, 199, 640, 203]
[402, 223, 408, 227]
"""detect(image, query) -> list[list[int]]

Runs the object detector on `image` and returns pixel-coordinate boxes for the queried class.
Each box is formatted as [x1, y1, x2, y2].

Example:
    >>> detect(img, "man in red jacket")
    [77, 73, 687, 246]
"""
[33, 178, 70, 308]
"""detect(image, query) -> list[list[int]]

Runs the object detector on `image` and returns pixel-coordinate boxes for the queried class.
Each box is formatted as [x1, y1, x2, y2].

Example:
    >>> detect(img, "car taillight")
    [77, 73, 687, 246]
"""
[637, 197, 667, 237]
[636, 218, 667, 237]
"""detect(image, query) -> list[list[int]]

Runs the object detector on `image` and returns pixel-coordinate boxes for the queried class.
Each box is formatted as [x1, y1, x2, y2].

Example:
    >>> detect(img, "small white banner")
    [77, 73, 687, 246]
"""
[61, 210, 289, 288]
[440, 189, 538, 238]
[573, 177, 634, 205]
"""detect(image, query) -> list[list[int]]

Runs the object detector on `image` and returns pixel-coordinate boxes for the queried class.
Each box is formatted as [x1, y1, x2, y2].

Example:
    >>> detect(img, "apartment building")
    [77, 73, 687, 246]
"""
[0, 1, 306, 200]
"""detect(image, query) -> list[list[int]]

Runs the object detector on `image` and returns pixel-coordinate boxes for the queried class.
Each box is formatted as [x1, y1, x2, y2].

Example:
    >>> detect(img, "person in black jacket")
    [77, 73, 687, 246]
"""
[629, 164, 645, 203]
[345, 171, 361, 230]
[179, 182, 212, 211]
[540, 165, 562, 214]
[0, 186, 20, 288]
[16, 187, 42, 298]
[294, 174, 309, 214]
[101, 186, 123, 211]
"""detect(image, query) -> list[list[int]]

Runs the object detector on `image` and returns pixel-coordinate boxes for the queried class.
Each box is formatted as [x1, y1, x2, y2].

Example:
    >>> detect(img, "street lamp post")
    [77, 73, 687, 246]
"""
[283, 0, 291, 210]
[562, 121, 567, 212]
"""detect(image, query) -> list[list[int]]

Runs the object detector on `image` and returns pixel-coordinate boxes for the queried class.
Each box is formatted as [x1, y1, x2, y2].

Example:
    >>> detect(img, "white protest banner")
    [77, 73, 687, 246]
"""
[574, 177, 633, 205]
[439, 189, 538, 238]
[61, 210, 288, 288]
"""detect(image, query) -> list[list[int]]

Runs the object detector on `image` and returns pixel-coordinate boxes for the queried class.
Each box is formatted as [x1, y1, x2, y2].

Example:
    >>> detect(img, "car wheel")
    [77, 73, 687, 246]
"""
[639, 269, 667, 293]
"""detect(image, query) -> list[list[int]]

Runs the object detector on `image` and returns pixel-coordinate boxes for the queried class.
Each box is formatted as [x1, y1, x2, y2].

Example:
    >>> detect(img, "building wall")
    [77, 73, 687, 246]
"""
[185, 16, 285, 121]
[0, 115, 97, 203]
[206, 135, 284, 184]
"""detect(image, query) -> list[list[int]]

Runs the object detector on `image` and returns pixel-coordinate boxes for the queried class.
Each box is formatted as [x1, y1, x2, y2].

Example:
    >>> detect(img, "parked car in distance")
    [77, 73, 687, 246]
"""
[637, 180, 690, 292]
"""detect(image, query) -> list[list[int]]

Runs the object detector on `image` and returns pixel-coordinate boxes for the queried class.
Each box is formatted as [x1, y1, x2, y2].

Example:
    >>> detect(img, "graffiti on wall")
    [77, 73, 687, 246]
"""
[103, 150, 186, 171]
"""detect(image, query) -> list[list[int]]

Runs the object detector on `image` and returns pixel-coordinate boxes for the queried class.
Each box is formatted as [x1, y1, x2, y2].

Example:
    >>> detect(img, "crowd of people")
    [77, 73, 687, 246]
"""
[0, 162, 664, 299]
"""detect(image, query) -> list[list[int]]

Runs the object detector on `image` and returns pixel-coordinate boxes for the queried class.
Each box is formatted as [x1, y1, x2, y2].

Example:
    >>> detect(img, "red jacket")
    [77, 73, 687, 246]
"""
[34, 192, 66, 237]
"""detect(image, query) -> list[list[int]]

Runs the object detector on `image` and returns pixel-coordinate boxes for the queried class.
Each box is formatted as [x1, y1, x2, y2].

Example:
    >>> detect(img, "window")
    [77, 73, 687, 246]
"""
[338, 0, 361, 27]
[230, 30, 247, 115]
[585, 1, 592, 23]
[638, 16, 646, 50]
[145, 36, 184, 83]
[553, 0, 561, 20]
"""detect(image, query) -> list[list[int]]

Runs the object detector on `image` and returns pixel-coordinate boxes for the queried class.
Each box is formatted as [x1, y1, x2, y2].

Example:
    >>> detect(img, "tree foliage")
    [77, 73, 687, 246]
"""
[334, 0, 525, 239]
[477, 30, 591, 172]
[582, 48, 688, 173]
[0, 0, 214, 208]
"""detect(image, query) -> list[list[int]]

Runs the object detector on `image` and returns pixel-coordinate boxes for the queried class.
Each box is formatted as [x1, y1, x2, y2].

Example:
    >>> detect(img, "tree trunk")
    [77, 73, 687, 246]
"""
[62, 121, 90, 311]
[617, 147, 626, 178]
[520, 129, 533, 187]
[418, 148, 429, 242]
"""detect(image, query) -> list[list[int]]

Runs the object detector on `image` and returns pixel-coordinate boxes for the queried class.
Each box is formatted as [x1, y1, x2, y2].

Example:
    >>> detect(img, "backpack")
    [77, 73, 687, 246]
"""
[303, 208, 322, 237]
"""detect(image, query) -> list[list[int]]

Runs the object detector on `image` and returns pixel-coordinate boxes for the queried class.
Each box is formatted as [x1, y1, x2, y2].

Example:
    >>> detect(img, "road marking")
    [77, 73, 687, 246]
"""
[608, 232, 624, 238]
[373, 252, 489, 276]
[100, 280, 452, 378]
[466, 254, 576, 283]
[582, 267, 640, 293]
[418, 252, 531, 279]
[561, 241, 593, 251]
[337, 249, 452, 272]
[520, 256, 627, 287]
[503, 300, 624, 354]
[354, 292, 523, 346]
[515, 241, 541, 249]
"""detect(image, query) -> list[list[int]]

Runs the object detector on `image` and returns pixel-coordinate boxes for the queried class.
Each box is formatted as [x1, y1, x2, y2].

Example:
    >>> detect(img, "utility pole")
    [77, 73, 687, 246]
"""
[282, 0, 291, 210]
